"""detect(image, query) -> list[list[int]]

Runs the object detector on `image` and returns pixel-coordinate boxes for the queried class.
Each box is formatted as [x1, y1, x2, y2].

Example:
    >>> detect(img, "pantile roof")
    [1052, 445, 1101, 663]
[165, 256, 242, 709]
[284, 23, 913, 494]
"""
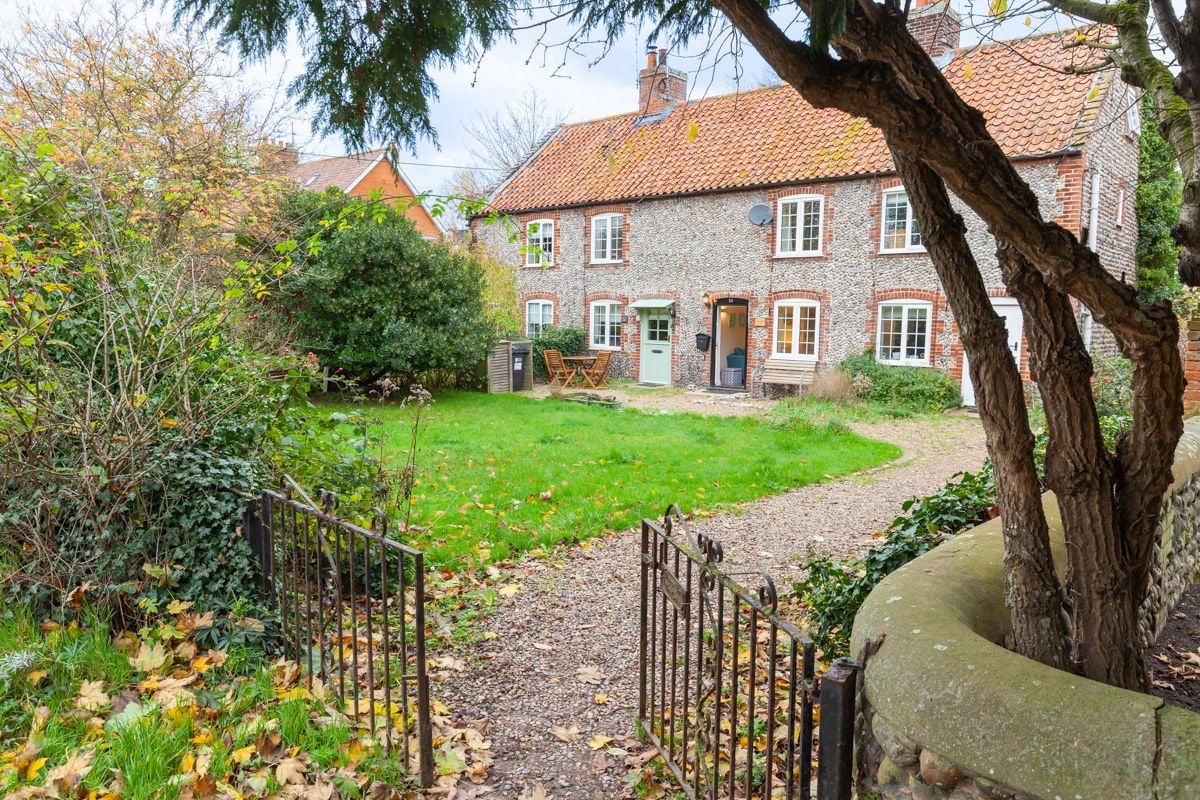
[489, 27, 1113, 213]
[290, 149, 386, 192]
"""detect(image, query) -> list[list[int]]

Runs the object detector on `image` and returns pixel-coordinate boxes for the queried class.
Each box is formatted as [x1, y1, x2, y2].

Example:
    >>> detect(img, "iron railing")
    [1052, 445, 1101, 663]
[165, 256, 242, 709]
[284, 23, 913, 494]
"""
[242, 481, 434, 787]
[639, 506, 858, 800]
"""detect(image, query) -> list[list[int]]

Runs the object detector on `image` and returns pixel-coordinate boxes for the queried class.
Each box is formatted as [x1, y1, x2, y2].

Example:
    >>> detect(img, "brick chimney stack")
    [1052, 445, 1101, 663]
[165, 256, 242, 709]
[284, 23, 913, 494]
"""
[907, 0, 961, 59]
[637, 44, 688, 116]
[258, 138, 300, 172]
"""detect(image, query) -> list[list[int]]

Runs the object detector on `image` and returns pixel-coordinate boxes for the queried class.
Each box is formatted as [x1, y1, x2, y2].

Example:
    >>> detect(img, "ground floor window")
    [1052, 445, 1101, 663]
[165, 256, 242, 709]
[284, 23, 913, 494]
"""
[876, 300, 931, 365]
[526, 300, 554, 336]
[773, 300, 819, 359]
[590, 300, 622, 348]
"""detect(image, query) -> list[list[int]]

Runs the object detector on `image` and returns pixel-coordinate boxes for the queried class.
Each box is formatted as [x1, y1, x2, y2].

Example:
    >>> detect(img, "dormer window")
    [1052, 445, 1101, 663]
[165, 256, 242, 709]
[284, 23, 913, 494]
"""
[776, 195, 824, 256]
[525, 219, 554, 266]
[591, 213, 624, 263]
[880, 189, 924, 253]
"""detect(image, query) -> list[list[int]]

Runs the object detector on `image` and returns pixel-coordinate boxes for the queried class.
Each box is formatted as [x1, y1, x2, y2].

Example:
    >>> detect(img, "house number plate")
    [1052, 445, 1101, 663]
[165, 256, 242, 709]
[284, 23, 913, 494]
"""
[660, 569, 689, 618]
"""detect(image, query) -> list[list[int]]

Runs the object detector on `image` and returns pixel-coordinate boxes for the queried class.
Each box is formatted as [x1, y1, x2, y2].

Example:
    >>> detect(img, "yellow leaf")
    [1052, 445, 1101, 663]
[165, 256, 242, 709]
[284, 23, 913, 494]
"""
[687, 121, 699, 141]
[191, 730, 212, 746]
[26, 669, 46, 685]
[166, 599, 193, 615]
[180, 753, 195, 773]
[594, 692, 610, 705]
[24, 756, 47, 780]
[587, 734, 614, 750]
[230, 744, 256, 765]
[963, 62, 974, 80]
[498, 584, 523, 598]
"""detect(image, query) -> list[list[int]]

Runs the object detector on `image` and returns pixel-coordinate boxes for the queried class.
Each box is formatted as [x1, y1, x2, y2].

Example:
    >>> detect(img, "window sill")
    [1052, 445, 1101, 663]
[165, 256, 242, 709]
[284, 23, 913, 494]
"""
[878, 247, 927, 256]
[773, 251, 824, 259]
[588, 260, 625, 266]
[521, 263, 559, 270]
[876, 358, 931, 368]
[590, 344, 622, 351]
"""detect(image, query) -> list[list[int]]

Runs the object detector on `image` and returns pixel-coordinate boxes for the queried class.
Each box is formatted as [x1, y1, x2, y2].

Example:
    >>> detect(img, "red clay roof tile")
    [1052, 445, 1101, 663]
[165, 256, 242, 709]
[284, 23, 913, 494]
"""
[489, 27, 1110, 213]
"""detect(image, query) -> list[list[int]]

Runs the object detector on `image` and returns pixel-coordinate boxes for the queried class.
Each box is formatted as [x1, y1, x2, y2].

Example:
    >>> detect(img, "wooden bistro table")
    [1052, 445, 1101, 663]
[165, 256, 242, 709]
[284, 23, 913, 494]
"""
[561, 354, 596, 385]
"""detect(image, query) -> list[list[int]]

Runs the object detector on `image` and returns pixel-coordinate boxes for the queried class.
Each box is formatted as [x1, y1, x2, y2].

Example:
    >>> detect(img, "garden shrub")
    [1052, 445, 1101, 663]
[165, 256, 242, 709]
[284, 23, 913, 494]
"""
[250, 187, 499, 386]
[808, 368, 855, 402]
[0, 134, 329, 620]
[531, 324, 586, 379]
[841, 351, 961, 411]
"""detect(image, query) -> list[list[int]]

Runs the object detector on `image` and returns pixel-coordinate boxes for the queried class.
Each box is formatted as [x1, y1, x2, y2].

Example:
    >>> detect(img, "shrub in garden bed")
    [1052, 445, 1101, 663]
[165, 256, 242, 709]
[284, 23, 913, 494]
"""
[841, 351, 961, 412]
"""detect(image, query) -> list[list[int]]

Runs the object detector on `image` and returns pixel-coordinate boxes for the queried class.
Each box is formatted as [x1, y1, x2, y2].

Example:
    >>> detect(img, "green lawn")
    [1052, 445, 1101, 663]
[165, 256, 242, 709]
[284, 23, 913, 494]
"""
[332, 392, 901, 569]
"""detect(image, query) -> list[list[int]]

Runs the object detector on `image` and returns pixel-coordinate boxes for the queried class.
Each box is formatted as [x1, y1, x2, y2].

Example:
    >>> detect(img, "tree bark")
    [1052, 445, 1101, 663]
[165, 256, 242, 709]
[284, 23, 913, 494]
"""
[895, 151, 1069, 669]
[997, 245, 1146, 689]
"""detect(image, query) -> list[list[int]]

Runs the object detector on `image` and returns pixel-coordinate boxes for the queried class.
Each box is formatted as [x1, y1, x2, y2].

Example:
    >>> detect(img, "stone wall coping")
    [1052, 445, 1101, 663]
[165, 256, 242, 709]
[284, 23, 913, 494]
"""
[850, 418, 1200, 800]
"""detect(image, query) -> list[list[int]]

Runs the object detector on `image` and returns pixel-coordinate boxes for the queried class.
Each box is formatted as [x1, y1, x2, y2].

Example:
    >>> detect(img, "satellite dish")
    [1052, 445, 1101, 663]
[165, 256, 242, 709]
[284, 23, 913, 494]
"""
[748, 203, 773, 226]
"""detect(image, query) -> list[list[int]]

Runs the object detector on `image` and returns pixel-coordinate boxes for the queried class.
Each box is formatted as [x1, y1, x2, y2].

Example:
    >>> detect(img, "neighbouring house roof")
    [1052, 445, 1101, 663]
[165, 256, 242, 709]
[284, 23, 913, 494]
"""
[488, 27, 1113, 214]
[290, 150, 388, 193]
[290, 148, 444, 235]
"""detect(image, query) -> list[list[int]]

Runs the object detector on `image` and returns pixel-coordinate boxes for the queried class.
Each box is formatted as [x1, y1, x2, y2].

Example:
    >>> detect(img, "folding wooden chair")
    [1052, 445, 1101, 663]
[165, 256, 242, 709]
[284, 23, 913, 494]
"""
[581, 350, 612, 389]
[544, 349, 571, 386]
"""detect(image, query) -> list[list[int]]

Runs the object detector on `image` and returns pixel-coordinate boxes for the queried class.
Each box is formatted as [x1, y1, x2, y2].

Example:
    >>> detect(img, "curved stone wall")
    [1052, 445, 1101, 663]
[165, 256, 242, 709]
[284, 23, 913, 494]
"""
[850, 418, 1200, 800]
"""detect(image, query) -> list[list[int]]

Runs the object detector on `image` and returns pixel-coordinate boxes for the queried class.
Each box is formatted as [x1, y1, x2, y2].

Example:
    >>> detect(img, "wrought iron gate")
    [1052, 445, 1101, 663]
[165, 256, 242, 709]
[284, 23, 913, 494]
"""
[639, 506, 858, 800]
[242, 481, 434, 787]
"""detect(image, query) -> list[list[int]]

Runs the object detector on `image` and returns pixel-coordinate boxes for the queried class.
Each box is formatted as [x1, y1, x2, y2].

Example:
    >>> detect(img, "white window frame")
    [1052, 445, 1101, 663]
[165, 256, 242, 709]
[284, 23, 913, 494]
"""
[1125, 93, 1141, 137]
[524, 219, 554, 267]
[1087, 173, 1101, 250]
[1116, 186, 1127, 227]
[590, 213, 624, 264]
[775, 194, 825, 257]
[589, 300, 623, 350]
[876, 300, 933, 367]
[525, 300, 554, 337]
[772, 299, 821, 361]
[879, 188, 925, 254]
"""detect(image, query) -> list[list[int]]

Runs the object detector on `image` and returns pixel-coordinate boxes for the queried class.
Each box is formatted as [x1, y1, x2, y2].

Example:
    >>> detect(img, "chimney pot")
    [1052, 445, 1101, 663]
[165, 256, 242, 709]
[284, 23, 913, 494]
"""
[907, 0, 960, 57]
[658, 47, 668, 65]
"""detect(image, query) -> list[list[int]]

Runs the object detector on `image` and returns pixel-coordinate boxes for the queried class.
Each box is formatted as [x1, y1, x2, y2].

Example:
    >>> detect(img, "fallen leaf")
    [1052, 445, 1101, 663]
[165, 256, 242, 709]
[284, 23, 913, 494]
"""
[76, 680, 109, 711]
[551, 724, 580, 743]
[594, 692, 610, 705]
[498, 584, 523, 598]
[587, 734, 614, 750]
[276, 757, 307, 785]
[576, 665, 606, 685]
[129, 642, 168, 673]
[230, 744, 256, 765]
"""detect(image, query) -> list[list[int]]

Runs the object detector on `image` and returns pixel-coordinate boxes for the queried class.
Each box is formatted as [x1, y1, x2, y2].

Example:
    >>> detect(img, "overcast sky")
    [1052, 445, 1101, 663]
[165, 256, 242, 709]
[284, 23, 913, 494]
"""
[15, 0, 1115, 193]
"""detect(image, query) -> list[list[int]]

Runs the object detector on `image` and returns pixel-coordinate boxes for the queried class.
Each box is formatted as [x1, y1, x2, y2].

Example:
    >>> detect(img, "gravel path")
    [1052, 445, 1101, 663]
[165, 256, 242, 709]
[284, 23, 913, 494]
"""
[439, 412, 987, 799]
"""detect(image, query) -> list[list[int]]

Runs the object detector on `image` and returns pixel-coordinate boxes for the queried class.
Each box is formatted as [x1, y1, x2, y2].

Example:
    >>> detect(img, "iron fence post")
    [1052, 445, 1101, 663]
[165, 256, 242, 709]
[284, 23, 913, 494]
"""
[638, 519, 650, 723]
[817, 657, 860, 800]
[414, 554, 435, 789]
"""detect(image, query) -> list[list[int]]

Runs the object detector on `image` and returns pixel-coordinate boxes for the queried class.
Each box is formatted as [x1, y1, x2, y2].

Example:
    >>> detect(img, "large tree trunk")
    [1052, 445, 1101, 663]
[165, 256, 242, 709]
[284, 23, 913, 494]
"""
[712, 0, 1186, 689]
[895, 151, 1069, 669]
[997, 246, 1147, 689]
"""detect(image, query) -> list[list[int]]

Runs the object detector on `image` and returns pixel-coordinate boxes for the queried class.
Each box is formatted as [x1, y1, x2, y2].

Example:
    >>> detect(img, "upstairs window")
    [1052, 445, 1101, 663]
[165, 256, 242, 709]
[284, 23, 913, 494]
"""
[1116, 186, 1127, 227]
[1125, 94, 1141, 137]
[591, 213, 624, 263]
[877, 300, 931, 366]
[524, 219, 554, 266]
[777, 195, 824, 256]
[773, 300, 820, 359]
[525, 300, 553, 336]
[880, 189, 924, 253]
[589, 300, 622, 349]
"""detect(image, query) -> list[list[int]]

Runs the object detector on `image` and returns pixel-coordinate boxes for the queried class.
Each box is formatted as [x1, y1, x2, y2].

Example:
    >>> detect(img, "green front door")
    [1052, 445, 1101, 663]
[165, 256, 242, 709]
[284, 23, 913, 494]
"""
[639, 309, 672, 385]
